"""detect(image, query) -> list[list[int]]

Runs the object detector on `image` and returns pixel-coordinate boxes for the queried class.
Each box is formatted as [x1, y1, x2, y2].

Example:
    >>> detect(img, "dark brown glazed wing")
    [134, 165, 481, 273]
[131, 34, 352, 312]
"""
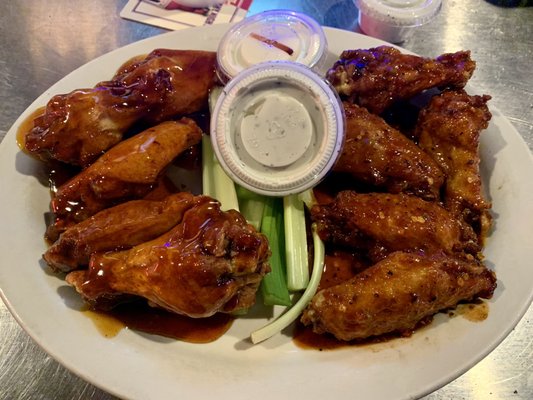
[310, 191, 479, 262]
[47, 118, 202, 241]
[44, 192, 195, 272]
[24, 49, 216, 167]
[333, 102, 444, 200]
[326, 46, 475, 114]
[66, 197, 271, 318]
[301, 251, 496, 341]
[110, 49, 217, 123]
[416, 90, 492, 240]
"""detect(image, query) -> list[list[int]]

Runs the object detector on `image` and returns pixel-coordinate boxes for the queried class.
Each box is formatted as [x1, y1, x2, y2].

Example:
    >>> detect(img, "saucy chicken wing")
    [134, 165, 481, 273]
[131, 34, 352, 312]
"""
[311, 191, 479, 262]
[44, 192, 195, 272]
[326, 46, 475, 114]
[333, 103, 444, 200]
[301, 251, 496, 341]
[47, 118, 202, 241]
[24, 49, 216, 167]
[66, 196, 271, 318]
[416, 89, 492, 240]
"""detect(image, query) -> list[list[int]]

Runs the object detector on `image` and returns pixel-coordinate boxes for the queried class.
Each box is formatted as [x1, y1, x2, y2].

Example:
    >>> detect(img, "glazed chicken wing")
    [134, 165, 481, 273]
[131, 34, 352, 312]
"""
[44, 192, 195, 272]
[301, 251, 496, 341]
[311, 191, 479, 262]
[47, 118, 202, 241]
[326, 46, 475, 114]
[416, 90, 492, 239]
[66, 196, 271, 318]
[333, 103, 444, 200]
[24, 49, 216, 167]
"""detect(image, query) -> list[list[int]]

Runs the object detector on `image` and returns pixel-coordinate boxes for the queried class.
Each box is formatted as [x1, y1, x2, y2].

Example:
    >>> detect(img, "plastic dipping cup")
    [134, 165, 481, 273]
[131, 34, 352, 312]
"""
[216, 10, 327, 83]
[355, 0, 442, 43]
[210, 62, 345, 197]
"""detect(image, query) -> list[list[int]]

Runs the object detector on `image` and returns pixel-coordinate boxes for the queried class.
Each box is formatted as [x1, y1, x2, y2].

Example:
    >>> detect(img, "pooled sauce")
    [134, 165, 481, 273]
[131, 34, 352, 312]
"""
[449, 300, 489, 322]
[84, 302, 234, 343]
[293, 323, 347, 350]
[82, 309, 124, 338]
[294, 314, 434, 351]
[16, 106, 46, 152]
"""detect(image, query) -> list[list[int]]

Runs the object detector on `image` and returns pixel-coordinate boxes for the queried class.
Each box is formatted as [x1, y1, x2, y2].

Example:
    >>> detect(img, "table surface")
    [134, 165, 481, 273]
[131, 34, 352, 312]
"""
[0, 1, 531, 399]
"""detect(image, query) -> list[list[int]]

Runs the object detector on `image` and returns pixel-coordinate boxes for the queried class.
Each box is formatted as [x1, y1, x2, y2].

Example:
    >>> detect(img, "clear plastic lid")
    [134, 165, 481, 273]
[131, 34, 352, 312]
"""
[356, 0, 442, 27]
[216, 10, 328, 83]
[210, 62, 345, 196]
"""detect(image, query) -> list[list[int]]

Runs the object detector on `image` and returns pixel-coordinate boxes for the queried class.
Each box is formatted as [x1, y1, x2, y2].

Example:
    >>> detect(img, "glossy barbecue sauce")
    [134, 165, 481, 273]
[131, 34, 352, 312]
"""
[72, 199, 235, 343]
[84, 303, 234, 343]
[290, 249, 416, 351]
[77, 199, 246, 343]
[18, 107, 233, 343]
[294, 187, 490, 350]
[294, 247, 489, 350]
[16, 106, 45, 153]
[293, 250, 431, 350]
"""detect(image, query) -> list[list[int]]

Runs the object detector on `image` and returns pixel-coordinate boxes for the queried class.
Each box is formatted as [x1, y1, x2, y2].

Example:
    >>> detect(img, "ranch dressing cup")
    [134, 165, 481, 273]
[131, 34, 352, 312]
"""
[355, 0, 442, 43]
[210, 62, 345, 196]
[216, 10, 327, 83]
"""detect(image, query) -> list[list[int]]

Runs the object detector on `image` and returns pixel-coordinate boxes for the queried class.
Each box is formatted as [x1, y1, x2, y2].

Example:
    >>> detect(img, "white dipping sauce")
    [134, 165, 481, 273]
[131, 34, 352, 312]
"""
[240, 93, 312, 168]
[210, 62, 345, 196]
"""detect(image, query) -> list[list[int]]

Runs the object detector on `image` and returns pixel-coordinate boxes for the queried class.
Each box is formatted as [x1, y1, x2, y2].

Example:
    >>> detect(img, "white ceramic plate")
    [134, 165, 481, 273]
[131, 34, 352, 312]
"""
[1, 24, 532, 400]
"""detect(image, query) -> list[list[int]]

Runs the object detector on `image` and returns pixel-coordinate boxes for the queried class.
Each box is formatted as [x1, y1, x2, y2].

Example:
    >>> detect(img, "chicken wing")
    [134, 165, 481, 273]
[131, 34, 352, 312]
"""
[310, 191, 479, 262]
[24, 49, 216, 167]
[44, 192, 195, 272]
[47, 118, 202, 241]
[66, 196, 271, 318]
[416, 90, 492, 240]
[333, 103, 444, 200]
[326, 46, 475, 114]
[301, 251, 496, 341]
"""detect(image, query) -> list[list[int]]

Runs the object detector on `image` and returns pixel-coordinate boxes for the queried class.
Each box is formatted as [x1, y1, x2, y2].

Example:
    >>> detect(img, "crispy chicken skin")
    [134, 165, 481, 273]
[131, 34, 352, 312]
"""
[24, 49, 216, 167]
[333, 103, 445, 200]
[301, 251, 496, 341]
[311, 191, 479, 262]
[416, 90, 492, 240]
[66, 196, 271, 318]
[326, 46, 475, 114]
[44, 192, 195, 272]
[47, 118, 202, 241]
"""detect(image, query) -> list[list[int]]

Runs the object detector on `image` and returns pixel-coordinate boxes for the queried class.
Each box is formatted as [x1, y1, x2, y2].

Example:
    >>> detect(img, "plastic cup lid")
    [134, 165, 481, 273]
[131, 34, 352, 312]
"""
[216, 10, 327, 82]
[210, 61, 345, 197]
[356, 0, 443, 26]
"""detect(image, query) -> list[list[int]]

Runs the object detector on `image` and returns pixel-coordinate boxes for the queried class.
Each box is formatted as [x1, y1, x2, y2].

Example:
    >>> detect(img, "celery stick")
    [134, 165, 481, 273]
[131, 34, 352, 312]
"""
[202, 134, 240, 211]
[284, 193, 309, 291]
[250, 223, 325, 344]
[259, 196, 291, 307]
[208, 85, 223, 113]
[201, 134, 216, 198]
[202, 87, 239, 211]
[236, 185, 265, 230]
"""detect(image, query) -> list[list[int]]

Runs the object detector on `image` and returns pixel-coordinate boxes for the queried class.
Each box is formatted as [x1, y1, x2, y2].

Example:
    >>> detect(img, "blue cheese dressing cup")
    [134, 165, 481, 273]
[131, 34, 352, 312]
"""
[210, 62, 345, 196]
[355, 0, 443, 43]
[216, 10, 328, 83]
